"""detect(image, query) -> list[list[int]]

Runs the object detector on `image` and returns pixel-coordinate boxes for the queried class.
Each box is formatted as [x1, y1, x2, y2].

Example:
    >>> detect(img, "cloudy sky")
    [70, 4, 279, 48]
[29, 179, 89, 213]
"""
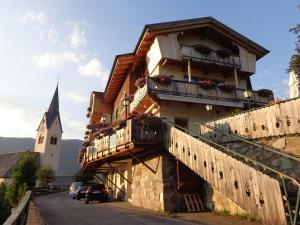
[0, 0, 299, 139]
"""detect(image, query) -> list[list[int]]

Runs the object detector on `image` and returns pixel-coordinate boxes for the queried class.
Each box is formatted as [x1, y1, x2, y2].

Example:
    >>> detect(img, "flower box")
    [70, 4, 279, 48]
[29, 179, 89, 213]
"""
[216, 49, 233, 58]
[218, 83, 235, 92]
[257, 89, 273, 97]
[194, 44, 212, 55]
[152, 75, 172, 85]
[199, 80, 216, 89]
[135, 77, 146, 88]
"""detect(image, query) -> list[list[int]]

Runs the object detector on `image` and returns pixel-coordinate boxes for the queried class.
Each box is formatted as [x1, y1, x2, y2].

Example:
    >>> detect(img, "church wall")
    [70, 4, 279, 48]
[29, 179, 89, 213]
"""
[35, 116, 62, 176]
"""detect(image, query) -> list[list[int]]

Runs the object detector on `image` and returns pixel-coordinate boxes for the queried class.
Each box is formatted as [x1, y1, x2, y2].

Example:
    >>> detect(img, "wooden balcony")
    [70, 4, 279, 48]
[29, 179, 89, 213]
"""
[130, 77, 274, 112]
[182, 46, 241, 69]
[81, 118, 162, 172]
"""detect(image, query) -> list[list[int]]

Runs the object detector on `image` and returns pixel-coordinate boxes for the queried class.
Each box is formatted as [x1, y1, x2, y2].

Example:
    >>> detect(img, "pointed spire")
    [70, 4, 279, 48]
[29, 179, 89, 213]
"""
[45, 84, 63, 132]
[48, 84, 59, 114]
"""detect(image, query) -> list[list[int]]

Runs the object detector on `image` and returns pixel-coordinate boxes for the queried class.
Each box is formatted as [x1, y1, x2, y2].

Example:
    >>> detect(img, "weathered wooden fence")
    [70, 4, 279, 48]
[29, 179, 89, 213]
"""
[166, 125, 287, 225]
[200, 97, 300, 140]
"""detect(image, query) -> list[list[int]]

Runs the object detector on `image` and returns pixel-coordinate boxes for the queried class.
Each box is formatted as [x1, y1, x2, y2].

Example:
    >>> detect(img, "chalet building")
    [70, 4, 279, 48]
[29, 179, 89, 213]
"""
[80, 17, 300, 225]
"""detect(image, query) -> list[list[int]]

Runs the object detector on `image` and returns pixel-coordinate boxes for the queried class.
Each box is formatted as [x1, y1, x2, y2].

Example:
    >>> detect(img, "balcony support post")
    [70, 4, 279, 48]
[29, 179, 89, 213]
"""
[94, 173, 126, 196]
[128, 150, 157, 174]
[234, 68, 239, 88]
[103, 160, 132, 184]
[188, 59, 192, 82]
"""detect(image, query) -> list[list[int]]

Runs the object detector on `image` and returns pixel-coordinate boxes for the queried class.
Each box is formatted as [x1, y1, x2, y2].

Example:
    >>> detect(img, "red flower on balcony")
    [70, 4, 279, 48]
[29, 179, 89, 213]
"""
[199, 79, 216, 89]
[135, 77, 146, 88]
[152, 75, 172, 85]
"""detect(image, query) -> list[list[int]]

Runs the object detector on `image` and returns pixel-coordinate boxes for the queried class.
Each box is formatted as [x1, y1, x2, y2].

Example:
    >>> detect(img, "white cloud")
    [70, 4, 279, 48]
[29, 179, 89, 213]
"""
[78, 58, 107, 79]
[0, 99, 41, 138]
[69, 23, 86, 49]
[66, 92, 88, 103]
[32, 51, 83, 68]
[16, 10, 47, 26]
[16, 10, 58, 44]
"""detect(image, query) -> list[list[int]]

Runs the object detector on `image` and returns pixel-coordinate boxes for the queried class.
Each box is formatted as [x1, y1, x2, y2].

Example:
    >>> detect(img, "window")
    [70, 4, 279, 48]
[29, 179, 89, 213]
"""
[174, 117, 188, 131]
[50, 137, 58, 145]
[38, 136, 44, 144]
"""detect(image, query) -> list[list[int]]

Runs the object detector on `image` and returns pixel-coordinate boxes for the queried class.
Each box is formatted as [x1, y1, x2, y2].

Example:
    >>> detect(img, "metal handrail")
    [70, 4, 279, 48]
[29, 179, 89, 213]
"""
[162, 118, 300, 186]
[197, 122, 300, 162]
[203, 96, 300, 125]
[4, 191, 32, 225]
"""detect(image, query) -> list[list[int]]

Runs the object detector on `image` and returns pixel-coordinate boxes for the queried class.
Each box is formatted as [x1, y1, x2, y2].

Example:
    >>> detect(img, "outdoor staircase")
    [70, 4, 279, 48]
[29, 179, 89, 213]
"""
[162, 119, 300, 225]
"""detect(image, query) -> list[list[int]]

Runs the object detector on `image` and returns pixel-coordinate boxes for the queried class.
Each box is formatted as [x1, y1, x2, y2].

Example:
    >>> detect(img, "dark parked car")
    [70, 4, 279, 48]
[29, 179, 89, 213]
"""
[85, 184, 109, 204]
[76, 185, 89, 200]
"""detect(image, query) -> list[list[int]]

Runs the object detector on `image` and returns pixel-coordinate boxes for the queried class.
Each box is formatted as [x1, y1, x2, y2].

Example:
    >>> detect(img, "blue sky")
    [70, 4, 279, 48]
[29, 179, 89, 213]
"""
[0, 0, 299, 139]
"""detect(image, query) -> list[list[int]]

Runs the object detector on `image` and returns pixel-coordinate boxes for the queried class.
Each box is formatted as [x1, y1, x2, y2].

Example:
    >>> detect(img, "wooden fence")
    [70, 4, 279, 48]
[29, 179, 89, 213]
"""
[200, 97, 300, 140]
[166, 125, 286, 225]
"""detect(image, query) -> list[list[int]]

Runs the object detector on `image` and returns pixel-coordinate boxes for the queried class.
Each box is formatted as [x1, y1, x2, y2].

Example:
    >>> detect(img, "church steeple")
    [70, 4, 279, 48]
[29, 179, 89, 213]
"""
[45, 85, 63, 132]
[34, 84, 63, 176]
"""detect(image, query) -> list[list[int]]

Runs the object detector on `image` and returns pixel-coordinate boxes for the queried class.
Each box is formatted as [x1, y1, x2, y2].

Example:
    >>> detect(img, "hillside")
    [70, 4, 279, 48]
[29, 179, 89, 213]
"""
[0, 137, 82, 176]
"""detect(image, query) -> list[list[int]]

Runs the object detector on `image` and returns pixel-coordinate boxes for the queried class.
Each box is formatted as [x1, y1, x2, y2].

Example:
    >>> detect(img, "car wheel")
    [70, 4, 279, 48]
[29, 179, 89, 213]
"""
[72, 196, 76, 200]
[85, 199, 89, 204]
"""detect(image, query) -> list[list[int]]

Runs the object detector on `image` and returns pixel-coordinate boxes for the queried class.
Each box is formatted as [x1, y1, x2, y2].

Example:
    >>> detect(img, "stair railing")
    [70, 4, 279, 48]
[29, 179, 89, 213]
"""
[197, 122, 300, 163]
[163, 118, 300, 225]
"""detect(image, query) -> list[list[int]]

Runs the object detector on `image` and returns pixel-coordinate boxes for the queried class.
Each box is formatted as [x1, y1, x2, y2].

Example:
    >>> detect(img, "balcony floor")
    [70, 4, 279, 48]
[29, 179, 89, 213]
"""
[82, 142, 162, 173]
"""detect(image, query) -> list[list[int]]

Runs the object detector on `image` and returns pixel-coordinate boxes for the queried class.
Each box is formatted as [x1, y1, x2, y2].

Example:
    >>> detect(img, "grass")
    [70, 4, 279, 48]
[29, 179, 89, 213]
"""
[215, 209, 258, 222]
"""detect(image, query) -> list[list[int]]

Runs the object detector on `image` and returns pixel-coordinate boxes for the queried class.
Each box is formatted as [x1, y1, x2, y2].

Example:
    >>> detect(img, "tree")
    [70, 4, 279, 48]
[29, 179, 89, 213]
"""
[6, 152, 38, 207]
[36, 166, 55, 187]
[73, 171, 94, 183]
[0, 183, 11, 224]
[288, 5, 300, 73]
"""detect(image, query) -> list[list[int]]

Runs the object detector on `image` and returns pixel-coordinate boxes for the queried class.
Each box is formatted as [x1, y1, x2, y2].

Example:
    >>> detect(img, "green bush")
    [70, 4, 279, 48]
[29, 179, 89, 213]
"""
[0, 183, 11, 224]
[36, 166, 55, 187]
[6, 152, 37, 207]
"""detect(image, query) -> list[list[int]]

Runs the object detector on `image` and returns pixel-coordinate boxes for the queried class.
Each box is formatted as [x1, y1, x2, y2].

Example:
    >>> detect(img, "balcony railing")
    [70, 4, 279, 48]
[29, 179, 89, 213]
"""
[182, 46, 241, 68]
[129, 78, 273, 112]
[82, 118, 162, 164]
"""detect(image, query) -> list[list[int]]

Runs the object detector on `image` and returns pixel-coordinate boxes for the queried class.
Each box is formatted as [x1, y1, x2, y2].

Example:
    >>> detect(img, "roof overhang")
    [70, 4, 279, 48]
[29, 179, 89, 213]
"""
[103, 17, 269, 104]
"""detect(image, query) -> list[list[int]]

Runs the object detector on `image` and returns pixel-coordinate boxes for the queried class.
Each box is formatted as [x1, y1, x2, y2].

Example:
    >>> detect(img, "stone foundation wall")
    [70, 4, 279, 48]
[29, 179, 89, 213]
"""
[130, 152, 165, 211]
[260, 135, 300, 156]
[130, 151, 181, 212]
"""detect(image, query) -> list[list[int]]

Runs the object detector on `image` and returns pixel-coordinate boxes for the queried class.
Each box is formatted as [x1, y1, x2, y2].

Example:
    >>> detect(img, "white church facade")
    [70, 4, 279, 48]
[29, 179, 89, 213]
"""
[34, 85, 62, 177]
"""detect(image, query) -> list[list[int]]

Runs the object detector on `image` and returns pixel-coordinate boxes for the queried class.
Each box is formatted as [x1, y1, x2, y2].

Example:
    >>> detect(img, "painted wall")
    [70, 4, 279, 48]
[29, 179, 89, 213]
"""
[146, 32, 257, 77]
[159, 101, 236, 134]
[34, 116, 62, 176]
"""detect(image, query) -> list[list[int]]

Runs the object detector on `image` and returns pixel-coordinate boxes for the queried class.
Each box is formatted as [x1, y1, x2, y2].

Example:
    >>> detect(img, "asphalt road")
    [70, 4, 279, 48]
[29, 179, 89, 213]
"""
[35, 192, 194, 225]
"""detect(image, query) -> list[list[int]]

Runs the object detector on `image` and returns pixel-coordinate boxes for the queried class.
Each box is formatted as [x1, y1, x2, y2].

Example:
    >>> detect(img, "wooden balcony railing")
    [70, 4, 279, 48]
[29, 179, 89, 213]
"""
[129, 78, 273, 112]
[82, 118, 162, 165]
[181, 46, 241, 68]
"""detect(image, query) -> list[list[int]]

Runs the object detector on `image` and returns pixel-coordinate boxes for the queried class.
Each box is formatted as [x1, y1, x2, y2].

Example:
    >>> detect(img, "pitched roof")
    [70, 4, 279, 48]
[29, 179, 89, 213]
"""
[103, 17, 269, 103]
[37, 85, 63, 132]
[0, 152, 25, 178]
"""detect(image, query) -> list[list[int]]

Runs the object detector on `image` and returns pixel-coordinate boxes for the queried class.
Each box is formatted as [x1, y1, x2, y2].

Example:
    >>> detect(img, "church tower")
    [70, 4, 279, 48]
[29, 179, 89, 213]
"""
[34, 85, 63, 176]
